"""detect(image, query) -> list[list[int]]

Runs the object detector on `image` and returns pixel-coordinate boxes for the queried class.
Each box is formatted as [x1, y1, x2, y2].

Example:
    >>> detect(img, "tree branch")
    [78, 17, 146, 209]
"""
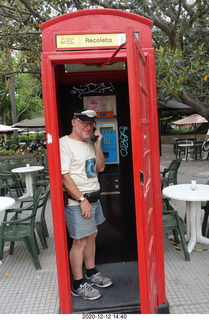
[17, 104, 29, 120]
[0, 70, 41, 76]
[175, 0, 182, 26]
[19, 0, 46, 22]
[72, 0, 81, 10]
[0, 31, 42, 36]
[0, 2, 29, 15]
[182, 91, 209, 117]
[92, 0, 178, 48]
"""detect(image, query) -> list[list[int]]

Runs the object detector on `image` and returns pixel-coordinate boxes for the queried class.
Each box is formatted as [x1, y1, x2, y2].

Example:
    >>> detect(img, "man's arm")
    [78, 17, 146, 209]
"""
[94, 129, 105, 172]
[62, 173, 83, 200]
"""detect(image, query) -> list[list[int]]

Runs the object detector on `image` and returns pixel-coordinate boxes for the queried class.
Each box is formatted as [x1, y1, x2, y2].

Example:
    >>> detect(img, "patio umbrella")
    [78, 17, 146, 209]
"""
[12, 116, 45, 148]
[0, 124, 19, 133]
[12, 115, 45, 129]
[173, 113, 208, 139]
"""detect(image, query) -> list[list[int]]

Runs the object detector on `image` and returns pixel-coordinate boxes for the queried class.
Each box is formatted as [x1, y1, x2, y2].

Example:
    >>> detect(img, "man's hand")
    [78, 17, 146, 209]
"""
[94, 129, 103, 144]
[80, 198, 92, 219]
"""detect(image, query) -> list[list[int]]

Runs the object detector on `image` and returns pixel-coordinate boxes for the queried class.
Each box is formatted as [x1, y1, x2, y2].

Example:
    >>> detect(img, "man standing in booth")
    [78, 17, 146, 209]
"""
[59, 109, 112, 300]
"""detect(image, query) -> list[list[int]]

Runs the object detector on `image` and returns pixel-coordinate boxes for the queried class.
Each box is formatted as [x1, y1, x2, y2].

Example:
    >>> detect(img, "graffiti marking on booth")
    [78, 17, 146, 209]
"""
[119, 126, 129, 157]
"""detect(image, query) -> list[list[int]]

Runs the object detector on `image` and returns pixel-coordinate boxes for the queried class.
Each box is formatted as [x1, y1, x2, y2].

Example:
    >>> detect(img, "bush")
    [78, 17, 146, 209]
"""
[0, 149, 22, 156]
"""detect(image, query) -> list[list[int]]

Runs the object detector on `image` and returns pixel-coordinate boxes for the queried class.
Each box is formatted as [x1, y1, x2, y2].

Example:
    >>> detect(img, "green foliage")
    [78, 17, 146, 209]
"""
[15, 73, 44, 121]
[0, 148, 22, 156]
[171, 127, 194, 134]
[185, 44, 209, 104]
[155, 46, 187, 102]
[0, 0, 209, 123]
[155, 43, 209, 104]
[0, 147, 46, 157]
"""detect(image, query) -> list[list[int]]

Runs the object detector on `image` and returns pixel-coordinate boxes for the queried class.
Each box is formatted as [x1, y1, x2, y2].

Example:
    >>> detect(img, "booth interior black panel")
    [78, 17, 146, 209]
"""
[58, 81, 137, 264]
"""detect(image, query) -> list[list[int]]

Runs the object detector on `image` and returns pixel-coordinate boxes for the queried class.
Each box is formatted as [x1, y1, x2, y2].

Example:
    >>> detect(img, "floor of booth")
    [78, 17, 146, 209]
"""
[71, 261, 141, 314]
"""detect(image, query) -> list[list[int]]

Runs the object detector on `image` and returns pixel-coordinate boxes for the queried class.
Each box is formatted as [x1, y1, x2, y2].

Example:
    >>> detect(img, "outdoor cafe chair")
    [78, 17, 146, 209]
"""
[172, 138, 180, 154]
[19, 183, 50, 249]
[173, 138, 192, 155]
[161, 158, 182, 189]
[0, 167, 24, 194]
[13, 172, 24, 193]
[33, 170, 49, 191]
[201, 201, 209, 238]
[175, 139, 194, 159]
[0, 179, 7, 196]
[200, 178, 209, 238]
[0, 186, 45, 270]
[33, 151, 49, 190]
[162, 197, 190, 261]
[0, 171, 22, 198]
[186, 141, 203, 161]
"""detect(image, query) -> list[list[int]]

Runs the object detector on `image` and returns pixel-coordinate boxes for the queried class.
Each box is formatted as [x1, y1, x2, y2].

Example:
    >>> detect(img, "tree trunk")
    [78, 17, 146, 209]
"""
[7, 49, 19, 143]
[182, 91, 209, 119]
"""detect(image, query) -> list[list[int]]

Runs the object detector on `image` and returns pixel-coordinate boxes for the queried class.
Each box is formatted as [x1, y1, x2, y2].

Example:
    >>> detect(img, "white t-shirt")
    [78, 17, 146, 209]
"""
[59, 135, 100, 205]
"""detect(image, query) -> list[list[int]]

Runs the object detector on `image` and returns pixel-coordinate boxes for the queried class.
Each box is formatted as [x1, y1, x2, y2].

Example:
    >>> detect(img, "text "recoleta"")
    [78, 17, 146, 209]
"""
[85, 37, 113, 43]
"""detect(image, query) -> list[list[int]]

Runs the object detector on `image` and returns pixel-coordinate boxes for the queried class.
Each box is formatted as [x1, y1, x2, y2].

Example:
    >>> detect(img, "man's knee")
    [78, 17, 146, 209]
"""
[72, 237, 88, 251]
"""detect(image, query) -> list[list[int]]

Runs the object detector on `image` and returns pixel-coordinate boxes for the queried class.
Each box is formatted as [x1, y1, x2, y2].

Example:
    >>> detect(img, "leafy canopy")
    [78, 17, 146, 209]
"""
[0, 0, 209, 123]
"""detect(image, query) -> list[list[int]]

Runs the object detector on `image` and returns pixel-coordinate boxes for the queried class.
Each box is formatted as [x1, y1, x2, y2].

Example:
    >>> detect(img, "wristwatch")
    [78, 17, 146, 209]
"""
[79, 195, 85, 202]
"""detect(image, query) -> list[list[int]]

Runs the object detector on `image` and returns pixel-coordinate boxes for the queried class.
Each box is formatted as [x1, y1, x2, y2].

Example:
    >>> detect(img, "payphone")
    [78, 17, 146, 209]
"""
[83, 95, 119, 164]
[96, 117, 119, 164]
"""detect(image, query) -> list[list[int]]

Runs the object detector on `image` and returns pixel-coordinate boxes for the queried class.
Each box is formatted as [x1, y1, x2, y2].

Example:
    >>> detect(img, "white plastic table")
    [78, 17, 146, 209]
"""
[163, 184, 209, 252]
[178, 143, 193, 161]
[12, 166, 44, 199]
[0, 196, 15, 212]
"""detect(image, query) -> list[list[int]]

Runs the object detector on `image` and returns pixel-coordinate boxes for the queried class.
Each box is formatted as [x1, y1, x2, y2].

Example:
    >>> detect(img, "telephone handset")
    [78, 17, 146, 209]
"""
[90, 126, 99, 143]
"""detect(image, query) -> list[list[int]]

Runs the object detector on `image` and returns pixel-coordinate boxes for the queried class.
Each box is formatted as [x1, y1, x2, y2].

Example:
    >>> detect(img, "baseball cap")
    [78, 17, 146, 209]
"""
[73, 110, 97, 121]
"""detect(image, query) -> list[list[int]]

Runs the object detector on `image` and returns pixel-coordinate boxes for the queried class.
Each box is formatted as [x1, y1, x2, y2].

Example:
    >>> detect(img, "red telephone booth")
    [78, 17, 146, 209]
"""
[40, 9, 168, 314]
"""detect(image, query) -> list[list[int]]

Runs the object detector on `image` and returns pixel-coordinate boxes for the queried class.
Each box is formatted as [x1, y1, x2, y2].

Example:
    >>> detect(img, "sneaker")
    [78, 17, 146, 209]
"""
[71, 282, 101, 300]
[85, 272, 113, 288]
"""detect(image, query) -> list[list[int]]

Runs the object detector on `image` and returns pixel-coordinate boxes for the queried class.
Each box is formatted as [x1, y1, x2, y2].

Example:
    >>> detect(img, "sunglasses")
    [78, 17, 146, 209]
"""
[76, 119, 94, 128]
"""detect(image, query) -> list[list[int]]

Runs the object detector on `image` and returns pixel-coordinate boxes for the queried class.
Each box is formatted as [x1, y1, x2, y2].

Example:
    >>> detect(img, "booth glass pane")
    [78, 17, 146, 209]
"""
[141, 90, 148, 120]
[138, 53, 146, 86]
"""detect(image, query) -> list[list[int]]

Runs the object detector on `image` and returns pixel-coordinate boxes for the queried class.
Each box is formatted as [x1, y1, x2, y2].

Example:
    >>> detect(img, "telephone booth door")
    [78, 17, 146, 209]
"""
[126, 26, 164, 313]
[40, 9, 167, 314]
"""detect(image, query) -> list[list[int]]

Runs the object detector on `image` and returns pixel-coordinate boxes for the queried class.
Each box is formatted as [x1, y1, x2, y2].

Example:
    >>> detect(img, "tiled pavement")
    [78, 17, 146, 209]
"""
[161, 144, 209, 314]
[0, 144, 209, 314]
[0, 198, 59, 314]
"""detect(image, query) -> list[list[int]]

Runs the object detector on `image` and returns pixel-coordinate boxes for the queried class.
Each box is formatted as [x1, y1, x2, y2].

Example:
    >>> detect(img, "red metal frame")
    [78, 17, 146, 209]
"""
[41, 56, 72, 313]
[41, 9, 152, 52]
[146, 48, 166, 306]
[41, 49, 128, 314]
[126, 26, 157, 313]
[41, 9, 166, 314]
